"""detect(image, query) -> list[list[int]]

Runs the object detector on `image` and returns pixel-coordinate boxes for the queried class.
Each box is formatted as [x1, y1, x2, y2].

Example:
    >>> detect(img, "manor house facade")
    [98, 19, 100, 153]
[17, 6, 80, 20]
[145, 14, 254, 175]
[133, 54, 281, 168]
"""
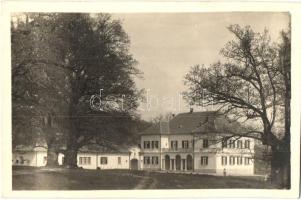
[139, 111, 256, 176]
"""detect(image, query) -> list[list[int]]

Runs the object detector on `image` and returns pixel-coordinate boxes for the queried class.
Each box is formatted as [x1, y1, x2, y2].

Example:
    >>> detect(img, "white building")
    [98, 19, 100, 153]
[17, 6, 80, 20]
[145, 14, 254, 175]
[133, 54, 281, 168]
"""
[139, 111, 256, 176]
[13, 145, 141, 170]
[13, 111, 263, 176]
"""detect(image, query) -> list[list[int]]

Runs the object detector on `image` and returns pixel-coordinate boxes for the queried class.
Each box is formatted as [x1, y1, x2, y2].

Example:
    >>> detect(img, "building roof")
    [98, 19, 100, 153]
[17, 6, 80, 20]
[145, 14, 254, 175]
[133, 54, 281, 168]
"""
[13, 144, 131, 154]
[78, 144, 131, 154]
[13, 145, 48, 152]
[140, 111, 239, 135]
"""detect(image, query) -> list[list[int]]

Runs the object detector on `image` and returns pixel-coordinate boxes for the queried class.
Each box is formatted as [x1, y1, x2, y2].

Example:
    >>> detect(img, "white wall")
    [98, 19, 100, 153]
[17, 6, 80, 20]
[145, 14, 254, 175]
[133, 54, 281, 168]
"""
[96, 154, 130, 170]
[167, 135, 193, 149]
[141, 135, 161, 154]
[13, 151, 130, 170]
[13, 151, 39, 167]
[140, 153, 161, 170]
[77, 152, 98, 169]
[161, 135, 169, 149]
[215, 154, 254, 176]
[194, 153, 216, 173]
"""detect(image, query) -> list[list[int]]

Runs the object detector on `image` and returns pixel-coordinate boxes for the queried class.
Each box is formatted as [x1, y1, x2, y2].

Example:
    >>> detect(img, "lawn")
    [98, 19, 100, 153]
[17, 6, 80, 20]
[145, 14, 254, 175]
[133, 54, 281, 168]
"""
[12, 166, 277, 190]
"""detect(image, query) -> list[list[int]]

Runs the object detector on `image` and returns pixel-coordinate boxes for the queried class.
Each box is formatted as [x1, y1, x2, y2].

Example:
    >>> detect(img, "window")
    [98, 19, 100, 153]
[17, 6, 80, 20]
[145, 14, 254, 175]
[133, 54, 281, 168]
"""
[182, 140, 189, 149]
[237, 140, 243, 149]
[20, 156, 24, 164]
[151, 141, 159, 149]
[144, 141, 151, 149]
[200, 156, 208, 166]
[245, 157, 251, 165]
[143, 156, 151, 164]
[171, 141, 178, 150]
[229, 156, 235, 165]
[222, 139, 228, 148]
[151, 141, 155, 149]
[203, 139, 209, 148]
[79, 157, 91, 165]
[100, 157, 108, 165]
[245, 140, 250, 149]
[43, 156, 47, 164]
[151, 156, 159, 165]
[118, 157, 121, 165]
[237, 157, 243, 165]
[229, 140, 236, 148]
[221, 156, 227, 165]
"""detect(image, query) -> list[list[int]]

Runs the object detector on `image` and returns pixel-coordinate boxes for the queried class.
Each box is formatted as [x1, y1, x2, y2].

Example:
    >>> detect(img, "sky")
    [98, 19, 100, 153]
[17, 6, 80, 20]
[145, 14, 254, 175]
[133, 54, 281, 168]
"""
[112, 12, 290, 121]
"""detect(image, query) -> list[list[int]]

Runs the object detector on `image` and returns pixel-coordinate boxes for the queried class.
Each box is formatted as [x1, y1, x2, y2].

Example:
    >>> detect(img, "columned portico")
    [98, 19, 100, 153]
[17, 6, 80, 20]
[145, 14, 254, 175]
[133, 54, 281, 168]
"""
[162, 154, 192, 171]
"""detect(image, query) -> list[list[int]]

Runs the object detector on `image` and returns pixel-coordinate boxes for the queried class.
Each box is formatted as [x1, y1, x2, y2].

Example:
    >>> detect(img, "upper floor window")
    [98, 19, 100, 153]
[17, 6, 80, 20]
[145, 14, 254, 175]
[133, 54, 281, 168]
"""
[229, 156, 235, 165]
[171, 141, 178, 150]
[221, 156, 227, 165]
[229, 140, 235, 148]
[203, 139, 209, 148]
[245, 140, 250, 149]
[143, 141, 151, 149]
[182, 140, 189, 149]
[237, 140, 243, 149]
[200, 156, 208, 165]
[100, 157, 107, 165]
[151, 141, 159, 149]
[118, 157, 121, 165]
[222, 139, 228, 148]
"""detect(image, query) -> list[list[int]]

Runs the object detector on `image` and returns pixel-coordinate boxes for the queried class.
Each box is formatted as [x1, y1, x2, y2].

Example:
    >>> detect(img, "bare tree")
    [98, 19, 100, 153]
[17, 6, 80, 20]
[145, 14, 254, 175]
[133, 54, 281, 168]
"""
[184, 25, 290, 188]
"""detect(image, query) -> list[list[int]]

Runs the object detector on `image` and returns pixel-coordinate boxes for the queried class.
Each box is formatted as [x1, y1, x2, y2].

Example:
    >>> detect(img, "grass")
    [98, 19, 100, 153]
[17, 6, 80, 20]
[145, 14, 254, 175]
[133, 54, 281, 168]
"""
[12, 166, 277, 190]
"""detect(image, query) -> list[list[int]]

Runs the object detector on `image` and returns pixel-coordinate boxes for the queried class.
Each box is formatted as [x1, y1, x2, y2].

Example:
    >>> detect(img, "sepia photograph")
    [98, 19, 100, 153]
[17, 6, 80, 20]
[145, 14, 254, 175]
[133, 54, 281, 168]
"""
[1, 1, 300, 198]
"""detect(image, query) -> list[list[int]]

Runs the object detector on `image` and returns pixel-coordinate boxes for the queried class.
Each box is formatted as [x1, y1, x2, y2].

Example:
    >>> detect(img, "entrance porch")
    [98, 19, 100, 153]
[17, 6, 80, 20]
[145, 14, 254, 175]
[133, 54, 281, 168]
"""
[162, 154, 193, 171]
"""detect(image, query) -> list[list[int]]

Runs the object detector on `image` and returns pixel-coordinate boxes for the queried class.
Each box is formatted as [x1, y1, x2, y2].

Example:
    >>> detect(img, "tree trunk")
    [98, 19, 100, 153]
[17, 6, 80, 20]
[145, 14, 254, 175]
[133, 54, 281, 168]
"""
[270, 143, 290, 189]
[44, 114, 60, 167]
[46, 143, 59, 167]
[64, 147, 78, 168]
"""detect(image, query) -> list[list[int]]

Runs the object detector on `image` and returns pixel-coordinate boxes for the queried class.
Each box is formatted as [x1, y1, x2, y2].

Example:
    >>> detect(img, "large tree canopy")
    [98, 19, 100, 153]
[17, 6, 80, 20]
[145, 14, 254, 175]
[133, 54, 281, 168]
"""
[184, 24, 290, 188]
[12, 13, 143, 167]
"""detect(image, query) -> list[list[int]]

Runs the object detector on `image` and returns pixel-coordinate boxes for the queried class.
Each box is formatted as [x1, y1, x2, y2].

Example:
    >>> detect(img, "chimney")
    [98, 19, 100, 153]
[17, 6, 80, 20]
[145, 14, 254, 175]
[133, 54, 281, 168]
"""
[190, 108, 193, 113]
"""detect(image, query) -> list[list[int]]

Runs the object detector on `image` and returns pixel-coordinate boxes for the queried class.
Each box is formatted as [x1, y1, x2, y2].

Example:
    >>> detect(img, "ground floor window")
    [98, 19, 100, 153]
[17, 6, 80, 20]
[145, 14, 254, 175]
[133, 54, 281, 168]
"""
[200, 156, 208, 166]
[245, 157, 251, 165]
[100, 157, 107, 165]
[151, 156, 159, 165]
[229, 156, 235, 165]
[43, 156, 47, 164]
[221, 156, 227, 165]
[143, 156, 151, 164]
[79, 157, 91, 165]
[237, 156, 243, 165]
[182, 159, 186, 170]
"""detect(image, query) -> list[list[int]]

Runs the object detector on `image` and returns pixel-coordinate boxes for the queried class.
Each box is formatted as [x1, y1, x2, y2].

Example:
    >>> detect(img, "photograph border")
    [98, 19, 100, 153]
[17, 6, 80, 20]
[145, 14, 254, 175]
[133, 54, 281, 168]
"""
[1, 1, 300, 198]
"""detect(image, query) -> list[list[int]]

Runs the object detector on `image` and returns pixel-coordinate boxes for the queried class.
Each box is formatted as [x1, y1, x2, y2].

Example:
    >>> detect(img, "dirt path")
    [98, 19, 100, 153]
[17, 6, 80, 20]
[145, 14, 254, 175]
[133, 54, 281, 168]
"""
[133, 171, 157, 189]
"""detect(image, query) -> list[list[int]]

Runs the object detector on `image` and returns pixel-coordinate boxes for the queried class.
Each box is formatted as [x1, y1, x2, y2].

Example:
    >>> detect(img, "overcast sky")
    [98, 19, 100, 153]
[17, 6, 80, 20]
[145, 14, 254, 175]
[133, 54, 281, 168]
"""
[112, 12, 290, 121]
